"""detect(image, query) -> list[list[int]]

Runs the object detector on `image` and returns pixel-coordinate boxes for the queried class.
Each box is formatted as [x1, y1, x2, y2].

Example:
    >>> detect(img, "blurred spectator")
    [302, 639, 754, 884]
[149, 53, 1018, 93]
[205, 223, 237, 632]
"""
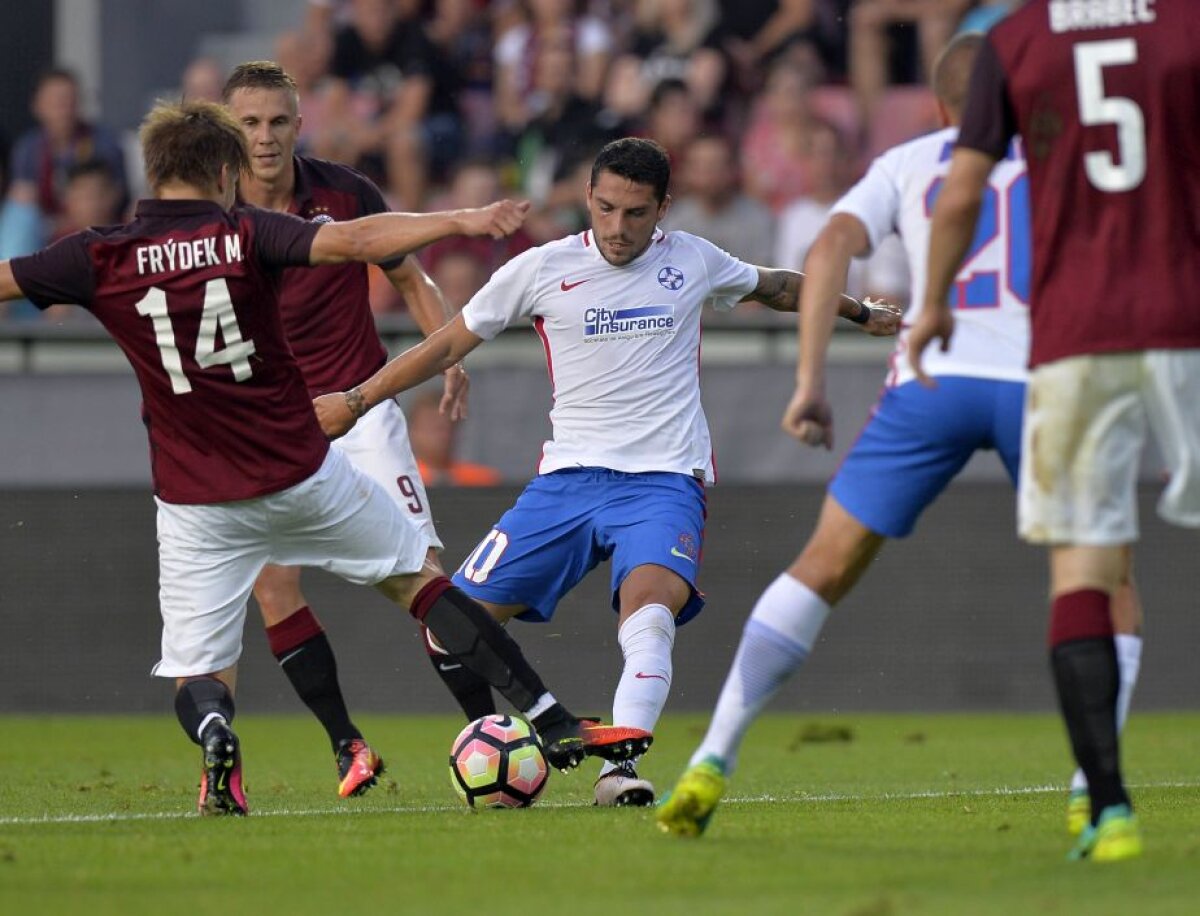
[636, 78, 700, 167]
[606, 0, 726, 118]
[494, 0, 615, 134]
[849, 0, 972, 126]
[180, 57, 225, 103]
[1, 69, 127, 256]
[717, 0, 825, 92]
[426, 0, 499, 154]
[273, 29, 337, 156]
[422, 158, 534, 275]
[429, 249, 490, 311]
[774, 119, 909, 303]
[662, 134, 774, 266]
[54, 160, 124, 238]
[0, 69, 127, 320]
[408, 388, 502, 487]
[739, 59, 820, 211]
[509, 34, 620, 205]
[316, 0, 463, 209]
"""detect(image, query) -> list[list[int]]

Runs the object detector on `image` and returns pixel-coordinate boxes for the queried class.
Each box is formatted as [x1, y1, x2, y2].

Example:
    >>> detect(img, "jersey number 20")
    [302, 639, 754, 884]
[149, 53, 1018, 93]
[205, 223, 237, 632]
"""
[924, 172, 1031, 309]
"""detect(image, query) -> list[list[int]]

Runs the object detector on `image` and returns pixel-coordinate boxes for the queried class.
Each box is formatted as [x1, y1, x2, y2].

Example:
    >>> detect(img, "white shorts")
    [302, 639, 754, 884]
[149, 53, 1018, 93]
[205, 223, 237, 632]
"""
[152, 448, 432, 677]
[333, 396, 442, 550]
[1019, 349, 1200, 545]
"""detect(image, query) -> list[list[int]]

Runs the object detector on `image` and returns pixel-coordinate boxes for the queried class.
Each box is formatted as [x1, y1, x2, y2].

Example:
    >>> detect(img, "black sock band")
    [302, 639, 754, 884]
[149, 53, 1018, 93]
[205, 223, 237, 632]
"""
[419, 585, 547, 714]
[277, 632, 361, 749]
[174, 677, 235, 746]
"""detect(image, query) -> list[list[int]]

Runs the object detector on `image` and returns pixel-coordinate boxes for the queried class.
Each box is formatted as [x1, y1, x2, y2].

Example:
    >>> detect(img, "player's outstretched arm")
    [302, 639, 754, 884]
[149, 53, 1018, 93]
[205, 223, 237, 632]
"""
[386, 258, 470, 421]
[313, 313, 484, 439]
[742, 265, 899, 334]
[309, 200, 531, 266]
[912, 147, 995, 385]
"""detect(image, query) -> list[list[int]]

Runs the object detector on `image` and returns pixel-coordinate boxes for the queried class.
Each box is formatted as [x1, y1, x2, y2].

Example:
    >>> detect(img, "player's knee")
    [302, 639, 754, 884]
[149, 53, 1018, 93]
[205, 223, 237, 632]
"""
[253, 568, 306, 623]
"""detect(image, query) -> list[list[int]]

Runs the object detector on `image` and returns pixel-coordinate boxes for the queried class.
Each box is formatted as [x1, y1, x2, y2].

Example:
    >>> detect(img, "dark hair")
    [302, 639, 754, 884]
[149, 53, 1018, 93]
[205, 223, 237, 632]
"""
[648, 78, 690, 111]
[35, 67, 78, 93]
[221, 60, 299, 103]
[140, 100, 250, 192]
[590, 138, 671, 203]
[65, 159, 118, 185]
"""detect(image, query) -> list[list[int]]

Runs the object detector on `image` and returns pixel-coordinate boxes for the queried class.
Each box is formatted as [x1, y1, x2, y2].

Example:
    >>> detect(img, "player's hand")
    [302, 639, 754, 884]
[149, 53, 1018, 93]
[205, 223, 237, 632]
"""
[858, 297, 903, 337]
[462, 200, 531, 239]
[313, 392, 358, 439]
[782, 387, 834, 450]
[907, 303, 955, 388]
[440, 363, 469, 421]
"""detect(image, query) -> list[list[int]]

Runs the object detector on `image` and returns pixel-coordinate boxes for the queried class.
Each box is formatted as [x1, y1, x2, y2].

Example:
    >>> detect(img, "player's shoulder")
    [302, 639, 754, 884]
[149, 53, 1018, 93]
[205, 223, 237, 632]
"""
[659, 228, 725, 262]
[294, 155, 383, 198]
[880, 127, 959, 173]
[987, 0, 1046, 54]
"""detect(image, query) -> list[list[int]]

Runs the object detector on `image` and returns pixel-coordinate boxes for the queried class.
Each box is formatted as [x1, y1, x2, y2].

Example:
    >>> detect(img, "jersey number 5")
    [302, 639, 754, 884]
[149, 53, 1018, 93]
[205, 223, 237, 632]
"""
[1073, 39, 1146, 193]
[135, 278, 257, 394]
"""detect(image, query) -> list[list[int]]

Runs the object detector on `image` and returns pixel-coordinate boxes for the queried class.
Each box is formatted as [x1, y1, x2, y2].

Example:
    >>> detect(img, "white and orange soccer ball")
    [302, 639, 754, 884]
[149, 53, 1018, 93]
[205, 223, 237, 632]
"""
[449, 714, 549, 809]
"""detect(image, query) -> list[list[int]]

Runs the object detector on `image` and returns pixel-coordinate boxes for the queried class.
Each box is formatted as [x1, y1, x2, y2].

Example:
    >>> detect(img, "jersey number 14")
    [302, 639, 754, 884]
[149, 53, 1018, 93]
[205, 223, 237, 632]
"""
[135, 278, 257, 394]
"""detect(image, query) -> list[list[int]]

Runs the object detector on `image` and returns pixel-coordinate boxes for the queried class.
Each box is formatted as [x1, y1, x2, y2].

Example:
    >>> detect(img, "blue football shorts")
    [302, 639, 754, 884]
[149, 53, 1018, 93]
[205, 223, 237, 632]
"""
[451, 468, 708, 624]
[829, 376, 1025, 538]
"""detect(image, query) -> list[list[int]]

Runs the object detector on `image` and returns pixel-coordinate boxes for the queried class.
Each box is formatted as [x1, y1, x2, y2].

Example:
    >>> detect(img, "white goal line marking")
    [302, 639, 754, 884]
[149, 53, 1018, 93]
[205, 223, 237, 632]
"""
[1, 780, 1196, 828]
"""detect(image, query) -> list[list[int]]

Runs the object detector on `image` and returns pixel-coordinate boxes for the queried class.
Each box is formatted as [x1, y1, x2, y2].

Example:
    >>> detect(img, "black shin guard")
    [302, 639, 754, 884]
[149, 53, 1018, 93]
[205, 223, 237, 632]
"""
[174, 677, 235, 746]
[427, 652, 497, 721]
[1051, 638, 1128, 815]
[417, 585, 547, 714]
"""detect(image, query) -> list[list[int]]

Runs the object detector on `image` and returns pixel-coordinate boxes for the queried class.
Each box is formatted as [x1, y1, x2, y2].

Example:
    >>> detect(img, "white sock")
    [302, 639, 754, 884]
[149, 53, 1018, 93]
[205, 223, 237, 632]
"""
[599, 603, 675, 777]
[196, 712, 227, 742]
[523, 692, 558, 721]
[690, 574, 830, 774]
[1070, 633, 1143, 792]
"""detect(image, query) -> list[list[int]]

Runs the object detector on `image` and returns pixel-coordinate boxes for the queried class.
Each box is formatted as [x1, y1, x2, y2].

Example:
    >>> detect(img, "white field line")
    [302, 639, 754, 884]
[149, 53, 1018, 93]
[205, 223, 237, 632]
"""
[1, 780, 1197, 827]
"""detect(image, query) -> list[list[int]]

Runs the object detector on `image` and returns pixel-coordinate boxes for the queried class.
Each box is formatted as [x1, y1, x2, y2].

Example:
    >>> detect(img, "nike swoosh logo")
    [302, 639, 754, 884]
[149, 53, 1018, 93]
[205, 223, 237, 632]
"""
[635, 672, 668, 682]
[669, 546, 695, 564]
[560, 278, 592, 292]
[437, 662, 463, 672]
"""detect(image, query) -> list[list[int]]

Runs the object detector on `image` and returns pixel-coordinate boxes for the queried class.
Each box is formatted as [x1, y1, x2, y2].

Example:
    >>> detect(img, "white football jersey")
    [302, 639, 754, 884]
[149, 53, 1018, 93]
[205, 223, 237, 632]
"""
[462, 228, 758, 483]
[832, 126, 1032, 386]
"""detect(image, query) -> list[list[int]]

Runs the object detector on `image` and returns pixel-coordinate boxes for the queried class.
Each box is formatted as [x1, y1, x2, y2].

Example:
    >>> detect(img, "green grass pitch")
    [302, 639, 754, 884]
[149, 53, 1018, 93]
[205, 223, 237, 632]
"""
[1, 712, 1197, 915]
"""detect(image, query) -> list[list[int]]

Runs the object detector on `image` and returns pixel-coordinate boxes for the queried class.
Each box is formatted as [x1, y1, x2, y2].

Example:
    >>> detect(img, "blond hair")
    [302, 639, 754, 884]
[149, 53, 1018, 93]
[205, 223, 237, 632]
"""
[139, 100, 250, 192]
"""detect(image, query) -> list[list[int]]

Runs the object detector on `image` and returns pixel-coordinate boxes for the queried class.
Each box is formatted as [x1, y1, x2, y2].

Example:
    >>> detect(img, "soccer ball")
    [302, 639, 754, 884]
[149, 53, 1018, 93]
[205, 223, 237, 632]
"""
[449, 714, 549, 809]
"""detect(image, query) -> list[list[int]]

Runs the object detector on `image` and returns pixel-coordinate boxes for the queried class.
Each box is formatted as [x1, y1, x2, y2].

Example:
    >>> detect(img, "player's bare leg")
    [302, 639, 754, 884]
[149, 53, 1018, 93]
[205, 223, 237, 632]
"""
[594, 565, 689, 807]
[254, 563, 385, 798]
[660, 496, 884, 836]
[174, 666, 247, 816]
[377, 564, 651, 771]
[1049, 544, 1142, 862]
[1067, 547, 1143, 836]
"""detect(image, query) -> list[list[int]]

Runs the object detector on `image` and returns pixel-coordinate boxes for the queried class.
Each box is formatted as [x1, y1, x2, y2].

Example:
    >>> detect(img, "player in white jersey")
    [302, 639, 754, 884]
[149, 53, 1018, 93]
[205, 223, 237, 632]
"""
[658, 33, 1143, 838]
[315, 138, 901, 805]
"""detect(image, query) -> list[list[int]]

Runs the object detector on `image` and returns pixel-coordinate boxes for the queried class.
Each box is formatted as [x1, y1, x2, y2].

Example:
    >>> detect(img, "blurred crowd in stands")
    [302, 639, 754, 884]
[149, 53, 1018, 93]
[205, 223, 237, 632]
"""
[0, 0, 1019, 322]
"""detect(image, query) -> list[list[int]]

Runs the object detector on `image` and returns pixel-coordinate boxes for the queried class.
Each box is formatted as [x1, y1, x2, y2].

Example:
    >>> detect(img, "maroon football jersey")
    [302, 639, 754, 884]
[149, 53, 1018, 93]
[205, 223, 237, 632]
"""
[269, 157, 399, 396]
[12, 200, 328, 504]
[958, 0, 1200, 367]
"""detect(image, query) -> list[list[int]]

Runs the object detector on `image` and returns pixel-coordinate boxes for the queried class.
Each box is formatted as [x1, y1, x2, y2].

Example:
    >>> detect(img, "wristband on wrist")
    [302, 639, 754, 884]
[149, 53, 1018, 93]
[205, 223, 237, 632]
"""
[847, 300, 871, 325]
[344, 386, 367, 418]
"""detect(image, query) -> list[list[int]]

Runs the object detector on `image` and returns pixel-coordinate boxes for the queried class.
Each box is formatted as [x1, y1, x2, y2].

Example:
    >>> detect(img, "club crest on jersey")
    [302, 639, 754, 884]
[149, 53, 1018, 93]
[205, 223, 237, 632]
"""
[310, 213, 335, 224]
[658, 266, 684, 290]
[582, 305, 675, 342]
